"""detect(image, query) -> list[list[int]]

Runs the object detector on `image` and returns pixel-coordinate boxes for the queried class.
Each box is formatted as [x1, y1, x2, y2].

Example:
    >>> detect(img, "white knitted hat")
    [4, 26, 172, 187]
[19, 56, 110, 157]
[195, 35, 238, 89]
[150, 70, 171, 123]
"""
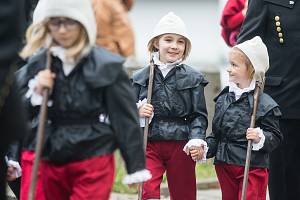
[32, 0, 96, 46]
[148, 12, 191, 60]
[235, 36, 269, 82]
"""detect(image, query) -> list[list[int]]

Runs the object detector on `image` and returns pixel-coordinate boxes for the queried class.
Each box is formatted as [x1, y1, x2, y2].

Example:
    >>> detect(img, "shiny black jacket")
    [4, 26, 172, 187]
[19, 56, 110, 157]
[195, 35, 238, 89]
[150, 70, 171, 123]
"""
[16, 47, 145, 173]
[132, 64, 208, 141]
[206, 87, 283, 168]
[238, 0, 300, 119]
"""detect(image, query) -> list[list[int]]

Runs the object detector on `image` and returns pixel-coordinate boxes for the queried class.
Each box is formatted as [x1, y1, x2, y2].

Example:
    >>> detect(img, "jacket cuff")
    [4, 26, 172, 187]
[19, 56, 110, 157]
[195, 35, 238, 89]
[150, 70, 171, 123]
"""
[183, 139, 209, 163]
[252, 127, 265, 151]
[122, 169, 152, 184]
[25, 77, 53, 107]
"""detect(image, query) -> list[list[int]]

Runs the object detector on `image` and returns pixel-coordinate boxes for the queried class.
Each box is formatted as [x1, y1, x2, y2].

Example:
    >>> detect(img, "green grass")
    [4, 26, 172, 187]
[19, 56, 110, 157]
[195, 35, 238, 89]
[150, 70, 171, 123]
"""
[112, 151, 216, 194]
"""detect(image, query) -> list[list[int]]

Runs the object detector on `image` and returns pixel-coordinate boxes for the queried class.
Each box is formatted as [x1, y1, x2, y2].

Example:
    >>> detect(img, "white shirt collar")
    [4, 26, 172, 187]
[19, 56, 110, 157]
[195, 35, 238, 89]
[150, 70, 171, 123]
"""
[152, 52, 182, 78]
[229, 79, 256, 100]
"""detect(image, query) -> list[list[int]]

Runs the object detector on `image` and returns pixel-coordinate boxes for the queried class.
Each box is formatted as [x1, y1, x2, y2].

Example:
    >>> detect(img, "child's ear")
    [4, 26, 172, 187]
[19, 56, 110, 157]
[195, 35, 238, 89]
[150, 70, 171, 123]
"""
[153, 39, 159, 49]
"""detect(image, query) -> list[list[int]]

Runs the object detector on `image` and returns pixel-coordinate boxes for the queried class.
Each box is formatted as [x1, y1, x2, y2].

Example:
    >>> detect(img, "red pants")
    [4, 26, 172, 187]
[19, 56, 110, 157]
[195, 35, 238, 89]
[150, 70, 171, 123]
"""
[42, 154, 115, 200]
[143, 141, 196, 200]
[215, 163, 268, 200]
[20, 151, 46, 200]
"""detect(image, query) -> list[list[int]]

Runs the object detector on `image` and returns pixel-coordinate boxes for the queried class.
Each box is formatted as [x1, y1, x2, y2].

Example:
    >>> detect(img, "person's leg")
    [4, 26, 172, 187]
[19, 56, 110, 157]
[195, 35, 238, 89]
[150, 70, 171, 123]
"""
[238, 167, 268, 200]
[142, 141, 165, 200]
[165, 141, 196, 200]
[215, 163, 240, 200]
[20, 151, 46, 200]
[68, 154, 115, 200]
[42, 160, 70, 200]
[269, 119, 300, 200]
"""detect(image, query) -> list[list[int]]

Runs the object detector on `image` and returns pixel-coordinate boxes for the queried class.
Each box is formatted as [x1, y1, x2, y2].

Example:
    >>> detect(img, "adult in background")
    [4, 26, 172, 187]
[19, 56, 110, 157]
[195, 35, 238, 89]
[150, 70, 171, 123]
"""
[237, 0, 300, 199]
[92, 0, 136, 58]
[0, 0, 28, 199]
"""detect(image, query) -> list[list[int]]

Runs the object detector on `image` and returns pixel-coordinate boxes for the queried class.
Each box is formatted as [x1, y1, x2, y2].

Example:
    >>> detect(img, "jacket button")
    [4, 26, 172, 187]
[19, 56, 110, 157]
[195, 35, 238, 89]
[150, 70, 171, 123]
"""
[276, 27, 282, 32]
[275, 16, 280, 21]
[278, 32, 283, 38]
[275, 21, 281, 26]
[279, 38, 284, 44]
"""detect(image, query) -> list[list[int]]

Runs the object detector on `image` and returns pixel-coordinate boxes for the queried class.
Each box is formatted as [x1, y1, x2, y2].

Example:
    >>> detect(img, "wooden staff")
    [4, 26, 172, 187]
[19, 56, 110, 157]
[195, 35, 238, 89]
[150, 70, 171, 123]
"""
[28, 50, 52, 200]
[241, 81, 261, 200]
[138, 57, 155, 200]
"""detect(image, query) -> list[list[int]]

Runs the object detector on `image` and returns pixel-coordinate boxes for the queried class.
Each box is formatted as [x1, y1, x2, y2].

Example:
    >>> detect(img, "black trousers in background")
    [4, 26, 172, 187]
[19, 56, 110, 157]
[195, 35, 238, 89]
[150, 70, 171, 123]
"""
[269, 119, 300, 200]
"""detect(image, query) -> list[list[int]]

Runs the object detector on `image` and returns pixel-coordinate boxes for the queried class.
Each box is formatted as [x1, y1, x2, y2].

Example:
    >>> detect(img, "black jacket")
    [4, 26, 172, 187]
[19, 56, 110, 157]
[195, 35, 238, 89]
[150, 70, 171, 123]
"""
[237, 0, 300, 119]
[16, 47, 145, 174]
[206, 87, 283, 168]
[132, 64, 208, 141]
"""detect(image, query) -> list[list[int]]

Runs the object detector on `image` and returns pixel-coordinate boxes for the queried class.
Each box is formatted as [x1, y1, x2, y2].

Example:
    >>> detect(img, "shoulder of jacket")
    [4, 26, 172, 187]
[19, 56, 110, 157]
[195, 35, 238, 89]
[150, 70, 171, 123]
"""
[83, 46, 125, 88]
[214, 86, 230, 102]
[131, 66, 149, 87]
[175, 64, 209, 90]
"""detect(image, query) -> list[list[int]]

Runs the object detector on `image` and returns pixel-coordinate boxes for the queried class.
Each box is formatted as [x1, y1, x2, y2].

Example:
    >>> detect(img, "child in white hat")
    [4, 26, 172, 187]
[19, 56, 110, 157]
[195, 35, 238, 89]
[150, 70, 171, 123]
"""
[132, 12, 208, 200]
[206, 36, 283, 200]
[16, 0, 150, 199]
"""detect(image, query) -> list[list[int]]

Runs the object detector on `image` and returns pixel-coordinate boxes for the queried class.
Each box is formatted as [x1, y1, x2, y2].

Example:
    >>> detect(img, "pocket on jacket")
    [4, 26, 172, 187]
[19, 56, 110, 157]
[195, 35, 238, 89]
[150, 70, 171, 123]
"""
[265, 76, 283, 86]
[264, 0, 295, 9]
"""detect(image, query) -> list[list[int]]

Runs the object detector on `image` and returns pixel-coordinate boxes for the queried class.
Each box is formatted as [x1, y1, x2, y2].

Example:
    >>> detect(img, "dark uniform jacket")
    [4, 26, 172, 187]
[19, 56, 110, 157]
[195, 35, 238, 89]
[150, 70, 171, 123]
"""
[132, 64, 208, 141]
[206, 87, 283, 168]
[237, 0, 300, 119]
[16, 47, 145, 174]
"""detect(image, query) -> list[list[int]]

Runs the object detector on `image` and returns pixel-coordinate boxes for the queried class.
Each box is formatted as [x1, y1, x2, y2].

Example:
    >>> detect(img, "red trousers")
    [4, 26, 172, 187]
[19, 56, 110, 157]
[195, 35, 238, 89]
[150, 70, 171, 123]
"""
[42, 154, 115, 200]
[20, 151, 46, 200]
[143, 141, 196, 200]
[215, 163, 268, 200]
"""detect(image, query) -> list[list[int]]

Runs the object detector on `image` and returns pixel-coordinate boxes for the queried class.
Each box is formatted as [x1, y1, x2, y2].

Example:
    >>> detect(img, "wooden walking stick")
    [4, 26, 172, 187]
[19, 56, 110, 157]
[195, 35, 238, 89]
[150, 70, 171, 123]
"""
[137, 56, 155, 200]
[241, 81, 262, 200]
[28, 50, 52, 200]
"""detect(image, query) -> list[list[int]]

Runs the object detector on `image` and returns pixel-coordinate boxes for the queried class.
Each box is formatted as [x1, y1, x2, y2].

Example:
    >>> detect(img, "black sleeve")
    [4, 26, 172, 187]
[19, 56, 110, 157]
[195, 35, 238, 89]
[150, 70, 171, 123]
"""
[258, 107, 283, 153]
[189, 84, 208, 140]
[105, 69, 145, 174]
[0, 80, 28, 155]
[237, 0, 268, 43]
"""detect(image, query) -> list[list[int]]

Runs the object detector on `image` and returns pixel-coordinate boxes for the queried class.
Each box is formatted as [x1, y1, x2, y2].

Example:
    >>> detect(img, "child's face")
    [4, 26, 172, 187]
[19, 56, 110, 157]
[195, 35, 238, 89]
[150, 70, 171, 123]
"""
[227, 49, 251, 88]
[47, 17, 81, 48]
[155, 34, 186, 63]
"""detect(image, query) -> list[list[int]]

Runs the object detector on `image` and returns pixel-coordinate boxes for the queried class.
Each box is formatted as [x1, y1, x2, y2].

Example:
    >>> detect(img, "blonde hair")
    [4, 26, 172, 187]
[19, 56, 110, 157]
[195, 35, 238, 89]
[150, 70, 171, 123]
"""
[20, 20, 89, 60]
[232, 47, 255, 80]
[147, 35, 191, 61]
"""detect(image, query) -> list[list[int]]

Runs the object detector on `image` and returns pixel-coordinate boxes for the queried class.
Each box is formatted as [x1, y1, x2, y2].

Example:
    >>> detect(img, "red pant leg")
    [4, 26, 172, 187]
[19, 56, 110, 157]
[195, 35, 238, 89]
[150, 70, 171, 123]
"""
[215, 163, 240, 200]
[142, 141, 166, 200]
[165, 141, 196, 200]
[70, 154, 115, 200]
[238, 167, 268, 200]
[20, 151, 46, 200]
[42, 154, 115, 200]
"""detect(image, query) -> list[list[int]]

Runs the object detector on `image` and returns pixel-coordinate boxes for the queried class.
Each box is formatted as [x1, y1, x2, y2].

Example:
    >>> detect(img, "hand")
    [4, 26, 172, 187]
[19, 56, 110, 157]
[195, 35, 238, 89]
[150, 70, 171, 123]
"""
[6, 166, 17, 181]
[139, 103, 153, 118]
[35, 69, 56, 95]
[187, 145, 204, 161]
[246, 128, 261, 143]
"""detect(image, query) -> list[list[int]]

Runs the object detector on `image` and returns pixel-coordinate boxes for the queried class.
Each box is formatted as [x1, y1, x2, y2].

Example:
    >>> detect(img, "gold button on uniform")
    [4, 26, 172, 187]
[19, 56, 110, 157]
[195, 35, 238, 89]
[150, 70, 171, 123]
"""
[278, 32, 283, 37]
[276, 21, 281, 26]
[276, 27, 282, 32]
[279, 38, 284, 43]
[275, 16, 280, 21]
